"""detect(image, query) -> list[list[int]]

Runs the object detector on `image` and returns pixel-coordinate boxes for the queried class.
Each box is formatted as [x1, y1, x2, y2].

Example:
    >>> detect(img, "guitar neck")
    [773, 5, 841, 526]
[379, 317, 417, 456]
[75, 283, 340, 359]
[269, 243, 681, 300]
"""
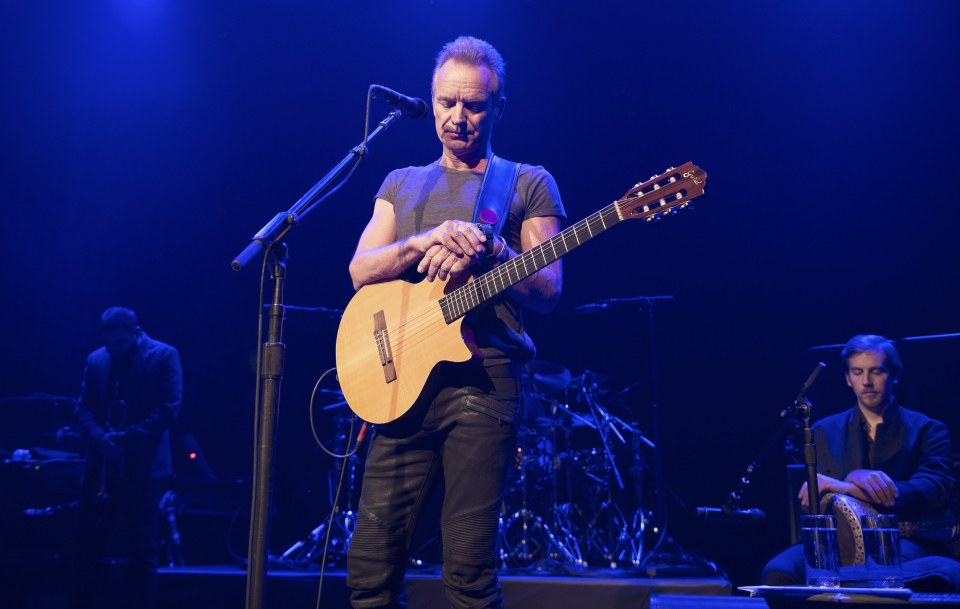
[440, 201, 622, 322]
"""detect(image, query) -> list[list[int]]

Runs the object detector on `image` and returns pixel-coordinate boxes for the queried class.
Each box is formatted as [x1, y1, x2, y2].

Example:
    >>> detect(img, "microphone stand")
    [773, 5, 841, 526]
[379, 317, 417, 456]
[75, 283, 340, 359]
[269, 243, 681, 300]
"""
[231, 108, 405, 609]
[781, 362, 826, 517]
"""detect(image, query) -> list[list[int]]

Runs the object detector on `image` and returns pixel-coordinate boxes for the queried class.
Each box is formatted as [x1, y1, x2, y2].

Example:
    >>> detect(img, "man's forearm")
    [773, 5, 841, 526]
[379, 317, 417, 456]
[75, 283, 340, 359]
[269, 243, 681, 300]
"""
[349, 237, 423, 290]
[500, 242, 562, 313]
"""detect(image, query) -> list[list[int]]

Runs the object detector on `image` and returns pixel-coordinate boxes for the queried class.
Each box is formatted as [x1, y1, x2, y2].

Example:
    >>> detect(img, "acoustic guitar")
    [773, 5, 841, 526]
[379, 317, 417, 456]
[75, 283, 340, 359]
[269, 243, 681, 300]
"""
[336, 162, 707, 424]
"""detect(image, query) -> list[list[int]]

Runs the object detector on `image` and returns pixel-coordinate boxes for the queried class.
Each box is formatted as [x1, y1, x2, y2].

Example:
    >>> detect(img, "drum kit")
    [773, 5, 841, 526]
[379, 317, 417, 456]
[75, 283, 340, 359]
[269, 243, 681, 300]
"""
[499, 360, 655, 570]
[280, 362, 657, 571]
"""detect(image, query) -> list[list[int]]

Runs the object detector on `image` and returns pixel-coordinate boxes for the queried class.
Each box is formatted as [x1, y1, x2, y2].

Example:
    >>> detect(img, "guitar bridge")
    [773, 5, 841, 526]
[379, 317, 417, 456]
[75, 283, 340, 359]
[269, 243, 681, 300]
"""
[373, 310, 397, 383]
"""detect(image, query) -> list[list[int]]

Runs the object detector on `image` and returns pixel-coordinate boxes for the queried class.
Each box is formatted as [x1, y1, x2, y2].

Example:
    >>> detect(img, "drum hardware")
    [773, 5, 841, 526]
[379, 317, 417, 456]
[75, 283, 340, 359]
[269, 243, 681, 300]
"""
[499, 503, 583, 567]
[159, 490, 185, 567]
[525, 360, 572, 398]
[279, 408, 359, 568]
[499, 365, 659, 571]
[499, 410, 583, 568]
[582, 499, 631, 568]
[278, 505, 357, 568]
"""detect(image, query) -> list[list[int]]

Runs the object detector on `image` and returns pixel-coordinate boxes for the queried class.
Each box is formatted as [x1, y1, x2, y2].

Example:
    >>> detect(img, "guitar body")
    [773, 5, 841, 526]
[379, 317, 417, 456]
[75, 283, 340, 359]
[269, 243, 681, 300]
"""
[335, 276, 475, 424]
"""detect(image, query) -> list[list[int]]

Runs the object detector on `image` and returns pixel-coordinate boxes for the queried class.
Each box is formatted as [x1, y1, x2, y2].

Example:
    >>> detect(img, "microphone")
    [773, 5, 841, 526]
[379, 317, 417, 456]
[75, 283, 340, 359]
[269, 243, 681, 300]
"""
[782, 361, 826, 417]
[574, 303, 608, 314]
[695, 506, 766, 523]
[371, 84, 429, 119]
[795, 361, 826, 404]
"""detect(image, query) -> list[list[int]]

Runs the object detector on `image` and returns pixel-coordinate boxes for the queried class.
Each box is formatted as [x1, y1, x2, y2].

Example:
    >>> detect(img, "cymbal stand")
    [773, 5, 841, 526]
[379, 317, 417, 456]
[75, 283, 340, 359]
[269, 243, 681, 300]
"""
[573, 378, 622, 567]
[500, 440, 536, 564]
[500, 440, 583, 567]
[541, 415, 585, 566]
[627, 430, 649, 566]
[582, 486, 632, 568]
[579, 374, 624, 491]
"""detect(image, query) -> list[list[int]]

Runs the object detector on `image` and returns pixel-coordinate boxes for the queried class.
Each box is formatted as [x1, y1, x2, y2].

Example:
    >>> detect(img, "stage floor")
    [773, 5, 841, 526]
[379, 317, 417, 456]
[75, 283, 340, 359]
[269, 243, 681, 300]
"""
[158, 565, 734, 609]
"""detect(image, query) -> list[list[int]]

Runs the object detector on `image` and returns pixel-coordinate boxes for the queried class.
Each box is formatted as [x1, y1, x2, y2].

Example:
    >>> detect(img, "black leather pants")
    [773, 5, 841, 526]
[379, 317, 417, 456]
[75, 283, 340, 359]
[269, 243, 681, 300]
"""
[347, 363, 519, 609]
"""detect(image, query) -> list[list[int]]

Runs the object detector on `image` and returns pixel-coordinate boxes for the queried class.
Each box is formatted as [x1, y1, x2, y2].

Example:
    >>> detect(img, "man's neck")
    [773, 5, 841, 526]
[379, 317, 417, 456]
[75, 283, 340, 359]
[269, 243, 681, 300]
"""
[857, 401, 890, 439]
[439, 146, 492, 171]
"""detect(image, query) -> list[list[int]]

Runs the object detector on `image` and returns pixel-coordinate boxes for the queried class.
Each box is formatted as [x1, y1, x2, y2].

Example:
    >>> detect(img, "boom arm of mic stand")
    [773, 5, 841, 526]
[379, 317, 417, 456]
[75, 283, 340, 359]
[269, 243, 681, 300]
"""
[231, 109, 403, 271]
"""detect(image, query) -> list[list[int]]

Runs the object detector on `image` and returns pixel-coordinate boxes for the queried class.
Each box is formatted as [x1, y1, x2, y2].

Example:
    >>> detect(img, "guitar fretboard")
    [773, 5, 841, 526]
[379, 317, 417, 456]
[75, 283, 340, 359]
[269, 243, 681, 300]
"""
[439, 201, 623, 323]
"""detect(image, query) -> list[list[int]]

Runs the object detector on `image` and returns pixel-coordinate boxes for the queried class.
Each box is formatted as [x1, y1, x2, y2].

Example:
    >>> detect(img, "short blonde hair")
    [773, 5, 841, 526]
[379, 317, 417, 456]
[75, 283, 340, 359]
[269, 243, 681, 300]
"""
[433, 36, 506, 99]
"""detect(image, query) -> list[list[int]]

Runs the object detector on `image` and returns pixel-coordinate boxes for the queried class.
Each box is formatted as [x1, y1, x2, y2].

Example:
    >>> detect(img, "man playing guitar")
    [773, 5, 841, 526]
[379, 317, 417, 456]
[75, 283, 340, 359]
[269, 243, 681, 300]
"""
[344, 35, 565, 609]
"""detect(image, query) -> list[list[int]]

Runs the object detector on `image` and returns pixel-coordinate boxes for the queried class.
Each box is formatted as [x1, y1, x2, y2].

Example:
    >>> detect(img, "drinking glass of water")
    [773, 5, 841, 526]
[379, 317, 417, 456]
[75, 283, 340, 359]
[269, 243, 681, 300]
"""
[802, 514, 840, 587]
[862, 514, 904, 588]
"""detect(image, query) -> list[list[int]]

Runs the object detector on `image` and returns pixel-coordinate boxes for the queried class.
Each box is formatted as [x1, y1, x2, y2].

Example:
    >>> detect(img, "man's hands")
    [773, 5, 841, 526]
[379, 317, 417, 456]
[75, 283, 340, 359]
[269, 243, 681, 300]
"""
[844, 469, 899, 507]
[798, 470, 899, 509]
[415, 220, 488, 281]
[97, 431, 126, 460]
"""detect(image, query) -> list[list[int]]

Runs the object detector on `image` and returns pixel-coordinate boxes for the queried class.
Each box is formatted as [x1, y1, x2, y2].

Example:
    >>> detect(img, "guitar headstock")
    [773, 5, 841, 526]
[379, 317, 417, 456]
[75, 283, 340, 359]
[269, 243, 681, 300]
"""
[616, 162, 707, 222]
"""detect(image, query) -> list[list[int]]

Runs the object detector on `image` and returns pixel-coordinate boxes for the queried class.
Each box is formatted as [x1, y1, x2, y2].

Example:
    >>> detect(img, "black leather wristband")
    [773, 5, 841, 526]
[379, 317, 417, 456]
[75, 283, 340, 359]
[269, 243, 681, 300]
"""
[477, 223, 497, 258]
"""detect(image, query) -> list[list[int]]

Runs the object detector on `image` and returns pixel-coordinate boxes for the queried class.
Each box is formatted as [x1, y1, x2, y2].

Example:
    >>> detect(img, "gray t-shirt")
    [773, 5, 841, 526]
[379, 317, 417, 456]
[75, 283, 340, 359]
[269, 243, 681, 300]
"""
[375, 159, 566, 366]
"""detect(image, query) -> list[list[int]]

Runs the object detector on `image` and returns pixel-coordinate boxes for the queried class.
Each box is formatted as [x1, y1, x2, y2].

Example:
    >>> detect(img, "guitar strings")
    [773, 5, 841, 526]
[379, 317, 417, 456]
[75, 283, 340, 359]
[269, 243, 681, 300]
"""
[360, 175, 697, 368]
[389, 205, 621, 348]
[383, 208, 621, 356]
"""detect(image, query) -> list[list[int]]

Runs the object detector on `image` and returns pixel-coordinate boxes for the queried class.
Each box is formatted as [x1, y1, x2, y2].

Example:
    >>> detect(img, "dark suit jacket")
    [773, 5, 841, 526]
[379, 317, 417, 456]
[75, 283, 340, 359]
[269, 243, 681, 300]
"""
[74, 333, 182, 481]
[814, 401, 956, 519]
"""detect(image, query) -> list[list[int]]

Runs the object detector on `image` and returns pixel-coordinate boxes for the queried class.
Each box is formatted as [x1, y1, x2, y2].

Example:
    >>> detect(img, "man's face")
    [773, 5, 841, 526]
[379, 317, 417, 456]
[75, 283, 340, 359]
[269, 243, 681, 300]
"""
[103, 328, 139, 358]
[845, 349, 894, 413]
[432, 60, 501, 161]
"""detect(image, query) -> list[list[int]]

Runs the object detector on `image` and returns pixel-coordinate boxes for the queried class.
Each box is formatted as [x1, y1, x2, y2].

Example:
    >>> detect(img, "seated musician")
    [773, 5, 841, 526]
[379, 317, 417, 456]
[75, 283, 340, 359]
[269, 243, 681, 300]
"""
[762, 334, 958, 586]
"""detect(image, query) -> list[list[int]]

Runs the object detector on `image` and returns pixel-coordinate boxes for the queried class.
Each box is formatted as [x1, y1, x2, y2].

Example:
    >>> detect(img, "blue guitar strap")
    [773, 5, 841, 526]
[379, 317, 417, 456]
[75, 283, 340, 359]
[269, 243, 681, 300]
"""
[472, 154, 521, 245]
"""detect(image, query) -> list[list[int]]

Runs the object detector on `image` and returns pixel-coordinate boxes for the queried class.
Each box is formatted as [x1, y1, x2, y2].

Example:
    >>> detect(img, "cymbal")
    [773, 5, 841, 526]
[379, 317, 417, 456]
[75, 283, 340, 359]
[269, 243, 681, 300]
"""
[534, 414, 590, 429]
[322, 400, 349, 410]
[569, 370, 609, 392]
[0, 392, 76, 404]
[526, 360, 572, 396]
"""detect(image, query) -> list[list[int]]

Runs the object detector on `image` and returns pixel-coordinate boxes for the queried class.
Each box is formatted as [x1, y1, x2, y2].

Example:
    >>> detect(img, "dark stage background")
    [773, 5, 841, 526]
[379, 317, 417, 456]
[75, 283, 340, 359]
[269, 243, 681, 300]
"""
[2, 0, 959, 589]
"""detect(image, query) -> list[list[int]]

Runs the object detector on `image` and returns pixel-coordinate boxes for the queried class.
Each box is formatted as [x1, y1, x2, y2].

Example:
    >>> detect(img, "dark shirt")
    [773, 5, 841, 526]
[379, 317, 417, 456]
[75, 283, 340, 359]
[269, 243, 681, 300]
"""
[73, 332, 182, 480]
